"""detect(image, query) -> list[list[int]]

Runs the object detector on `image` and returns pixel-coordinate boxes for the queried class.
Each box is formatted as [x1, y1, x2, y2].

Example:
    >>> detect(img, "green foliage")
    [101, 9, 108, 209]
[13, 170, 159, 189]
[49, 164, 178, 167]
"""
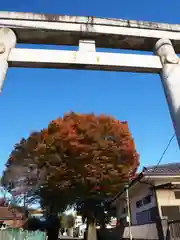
[60, 214, 75, 229]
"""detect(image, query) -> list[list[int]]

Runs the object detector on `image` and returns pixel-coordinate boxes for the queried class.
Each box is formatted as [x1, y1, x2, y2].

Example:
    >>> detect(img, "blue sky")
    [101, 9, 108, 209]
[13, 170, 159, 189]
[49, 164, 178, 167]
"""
[0, 0, 180, 177]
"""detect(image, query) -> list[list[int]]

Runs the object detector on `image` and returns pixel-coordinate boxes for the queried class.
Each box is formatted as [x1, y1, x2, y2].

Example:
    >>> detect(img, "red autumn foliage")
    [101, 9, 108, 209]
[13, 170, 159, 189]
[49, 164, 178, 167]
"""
[2, 112, 139, 209]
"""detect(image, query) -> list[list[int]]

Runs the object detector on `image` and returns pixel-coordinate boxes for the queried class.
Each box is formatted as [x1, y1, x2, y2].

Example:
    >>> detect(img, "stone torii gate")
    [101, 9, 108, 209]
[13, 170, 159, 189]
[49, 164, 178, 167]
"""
[0, 12, 180, 148]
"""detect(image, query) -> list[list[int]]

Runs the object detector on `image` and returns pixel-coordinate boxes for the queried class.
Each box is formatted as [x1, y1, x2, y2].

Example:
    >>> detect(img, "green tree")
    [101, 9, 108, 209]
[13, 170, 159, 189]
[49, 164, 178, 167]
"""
[60, 214, 75, 237]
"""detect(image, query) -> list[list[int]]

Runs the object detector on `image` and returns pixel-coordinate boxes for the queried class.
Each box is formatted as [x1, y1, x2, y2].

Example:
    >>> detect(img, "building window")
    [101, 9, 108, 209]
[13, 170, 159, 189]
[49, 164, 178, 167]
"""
[136, 207, 158, 225]
[136, 200, 143, 208]
[174, 191, 180, 199]
[136, 195, 152, 208]
[161, 206, 180, 220]
[143, 195, 151, 205]
[136, 209, 151, 224]
[150, 207, 158, 222]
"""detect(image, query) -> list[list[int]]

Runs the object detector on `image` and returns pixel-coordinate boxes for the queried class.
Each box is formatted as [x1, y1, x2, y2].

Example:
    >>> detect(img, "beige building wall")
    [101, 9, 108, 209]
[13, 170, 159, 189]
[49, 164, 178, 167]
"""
[156, 188, 180, 217]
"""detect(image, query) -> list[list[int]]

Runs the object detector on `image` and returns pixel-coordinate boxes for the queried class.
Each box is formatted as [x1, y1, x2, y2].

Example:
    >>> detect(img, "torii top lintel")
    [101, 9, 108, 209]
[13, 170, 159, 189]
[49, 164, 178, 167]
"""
[1, 11, 180, 52]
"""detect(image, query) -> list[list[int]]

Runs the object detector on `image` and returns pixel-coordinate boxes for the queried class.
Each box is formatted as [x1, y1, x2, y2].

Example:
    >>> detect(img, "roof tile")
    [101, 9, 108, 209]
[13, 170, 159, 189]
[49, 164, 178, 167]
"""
[0, 207, 23, 220]
[143, 162, 180, 176]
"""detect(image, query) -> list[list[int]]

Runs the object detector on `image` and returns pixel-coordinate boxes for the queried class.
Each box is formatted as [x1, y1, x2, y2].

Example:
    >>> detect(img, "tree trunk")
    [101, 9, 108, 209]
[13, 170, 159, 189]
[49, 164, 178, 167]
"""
[47, 212, 60, 240]
[87, 222, 97, 240]
[67, 228, 73, 237]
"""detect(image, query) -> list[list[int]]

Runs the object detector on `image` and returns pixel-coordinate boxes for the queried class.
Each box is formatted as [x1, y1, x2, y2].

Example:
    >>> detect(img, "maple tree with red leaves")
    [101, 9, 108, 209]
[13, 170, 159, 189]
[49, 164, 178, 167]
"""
[2, 112, 139, 219]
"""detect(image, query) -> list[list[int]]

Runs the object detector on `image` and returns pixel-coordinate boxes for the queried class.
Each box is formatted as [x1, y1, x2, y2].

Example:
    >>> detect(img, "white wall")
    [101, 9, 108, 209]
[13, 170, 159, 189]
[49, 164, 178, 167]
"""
[130, 184, 156, 225]
[116, 183, 156, 225]
[123, 223, 158, 239]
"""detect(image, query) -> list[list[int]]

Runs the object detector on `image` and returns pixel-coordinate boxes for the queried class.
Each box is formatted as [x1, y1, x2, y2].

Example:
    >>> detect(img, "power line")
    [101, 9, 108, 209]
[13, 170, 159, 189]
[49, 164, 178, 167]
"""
[143, 133, 175, 240]
[154, 134, 175, 168]
[141, 133, 175, 185]
[109, 134, 176, 206]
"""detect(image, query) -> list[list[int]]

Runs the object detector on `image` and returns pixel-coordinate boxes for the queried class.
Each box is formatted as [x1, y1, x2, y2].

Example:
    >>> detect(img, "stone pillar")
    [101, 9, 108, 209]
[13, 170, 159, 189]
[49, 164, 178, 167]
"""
[155, 39, 180, 148]
[0, 28, 16, 93]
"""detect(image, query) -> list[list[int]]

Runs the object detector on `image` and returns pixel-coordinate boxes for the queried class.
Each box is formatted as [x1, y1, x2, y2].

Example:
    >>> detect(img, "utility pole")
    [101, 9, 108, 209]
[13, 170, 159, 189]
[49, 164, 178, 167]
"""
[125, 184, 132, 240]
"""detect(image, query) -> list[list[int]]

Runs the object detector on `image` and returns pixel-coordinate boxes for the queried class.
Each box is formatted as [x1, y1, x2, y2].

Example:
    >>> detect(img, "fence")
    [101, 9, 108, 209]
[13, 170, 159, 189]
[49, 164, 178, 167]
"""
[168, 220, 180, 240]
[107, 223, 159, 240]
[0, 229, 46, 240]
[107, 220, 180, 240]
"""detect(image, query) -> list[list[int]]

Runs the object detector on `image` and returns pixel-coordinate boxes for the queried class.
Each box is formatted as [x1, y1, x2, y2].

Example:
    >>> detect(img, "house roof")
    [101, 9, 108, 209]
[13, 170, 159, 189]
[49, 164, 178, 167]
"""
[143, 162, 180, 176]
[110, 162, 180, 205]
[0, 207, 23, 220]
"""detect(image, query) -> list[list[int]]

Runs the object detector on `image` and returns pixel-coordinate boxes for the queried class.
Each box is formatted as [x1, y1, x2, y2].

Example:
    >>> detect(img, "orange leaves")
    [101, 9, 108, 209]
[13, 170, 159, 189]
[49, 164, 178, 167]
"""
[2, 112, 139, 209]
